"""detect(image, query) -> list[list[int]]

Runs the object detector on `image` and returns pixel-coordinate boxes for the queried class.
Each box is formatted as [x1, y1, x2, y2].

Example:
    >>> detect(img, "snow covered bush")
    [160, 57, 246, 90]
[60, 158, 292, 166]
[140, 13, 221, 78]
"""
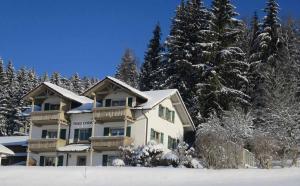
[136, 141, 164, 167]
[195, 111, 253, 169]
[251, 133, 279, 169]
[119, 144, 136, 166]
[161, 142, 202, 168]
[112, 159, 125, 167]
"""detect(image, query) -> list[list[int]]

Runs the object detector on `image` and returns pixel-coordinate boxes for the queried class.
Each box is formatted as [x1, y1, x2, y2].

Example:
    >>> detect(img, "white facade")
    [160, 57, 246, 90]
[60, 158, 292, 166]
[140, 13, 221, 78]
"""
[25, 76, 194, 167]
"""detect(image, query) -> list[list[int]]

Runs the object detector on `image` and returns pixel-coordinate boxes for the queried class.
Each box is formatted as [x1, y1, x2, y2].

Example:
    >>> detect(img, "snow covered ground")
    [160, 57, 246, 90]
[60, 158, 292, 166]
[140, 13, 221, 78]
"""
[0, 167, 300, 186]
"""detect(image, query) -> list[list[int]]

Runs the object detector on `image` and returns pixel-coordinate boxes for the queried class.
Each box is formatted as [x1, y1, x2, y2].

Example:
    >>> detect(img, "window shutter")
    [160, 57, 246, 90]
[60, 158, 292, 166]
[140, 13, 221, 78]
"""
[127, 97, 133, 107]
[105, 99, 112, 107]
[39, 156, 45, 166]
[168, 136, 171, 149]
[74, 129, 79, 143]
[60, 129, 66, 140]
[159, 105, 164, 117]
[126, 126, 131, 137]
[150, 129, 155, 140]
[102, 155, 108, 166]
[44, 103, 50, 111]
[57, 156, 64, 166]
[41, 130, 47, 138]
[104, 127, 110, 136]
[160, 133, 164, 144]
[172, 111, 175, 123]
[88, 128, 92, 139]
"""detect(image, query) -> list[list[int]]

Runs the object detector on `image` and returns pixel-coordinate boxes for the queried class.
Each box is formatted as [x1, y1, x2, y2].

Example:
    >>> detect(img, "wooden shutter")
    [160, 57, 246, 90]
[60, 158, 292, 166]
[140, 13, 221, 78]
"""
[74, 129, 79, 143]
[150, 129, 155, 140]
[103, 127, 110, 136]
[127, 97, 133, 107]
[88, 128, 92, 139]
[41, 130, 47, 138]
[160, 133, 164, 144]
[39, 156, 45, 166]
[60, 129, 66, 140]
[102, 155, 108, 166]
[105, 99, 112, 107]
[126, 126, 131, 137]
[168, 136, 172, 149]
[172, 111, 175, 123]
[57, 156, 64, 166]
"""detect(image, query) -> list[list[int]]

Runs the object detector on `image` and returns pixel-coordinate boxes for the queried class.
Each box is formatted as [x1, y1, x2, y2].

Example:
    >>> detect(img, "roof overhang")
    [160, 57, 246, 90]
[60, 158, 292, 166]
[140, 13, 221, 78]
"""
[83, 76, 148, 101]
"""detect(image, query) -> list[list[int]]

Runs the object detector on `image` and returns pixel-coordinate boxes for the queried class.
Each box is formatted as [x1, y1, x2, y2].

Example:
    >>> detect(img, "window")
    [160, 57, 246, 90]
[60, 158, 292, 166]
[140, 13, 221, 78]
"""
[77, 156, 87, 166]
[168, 136, 178, 149]
[103, 127, 131, 137]
[97, 99, 103, 107]
[110, 128, 124, 136]
[41, 130, 57, 139]
[158, 105, 175, 123]
[74, 128, 92, 142]
[44, 103, 60, 111]
[40, 156, 55, 166]
[150, 129, 164, 144]
[112, 99, 126, 107]
[103, 155, 119, 166]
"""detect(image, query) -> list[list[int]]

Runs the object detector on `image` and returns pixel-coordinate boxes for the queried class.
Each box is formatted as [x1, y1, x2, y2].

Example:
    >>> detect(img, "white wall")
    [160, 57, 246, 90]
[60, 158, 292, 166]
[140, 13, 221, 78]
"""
[145, 98, 184, 149]
[69, 113, 93, 143]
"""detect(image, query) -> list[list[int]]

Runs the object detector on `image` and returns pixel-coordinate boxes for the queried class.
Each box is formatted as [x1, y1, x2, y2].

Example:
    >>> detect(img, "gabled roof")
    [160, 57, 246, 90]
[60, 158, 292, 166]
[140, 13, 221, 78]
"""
[23, 82, 93, 104]
[83, 76, 149, 100]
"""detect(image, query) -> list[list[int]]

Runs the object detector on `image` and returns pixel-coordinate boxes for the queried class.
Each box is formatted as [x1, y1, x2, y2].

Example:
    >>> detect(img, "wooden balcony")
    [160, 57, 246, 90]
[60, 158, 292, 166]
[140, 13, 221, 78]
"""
[28, 138, 66, 152]
[31, 110, 67, 125]
[93, 106, 134, 122]
[91, 136, 133, 151]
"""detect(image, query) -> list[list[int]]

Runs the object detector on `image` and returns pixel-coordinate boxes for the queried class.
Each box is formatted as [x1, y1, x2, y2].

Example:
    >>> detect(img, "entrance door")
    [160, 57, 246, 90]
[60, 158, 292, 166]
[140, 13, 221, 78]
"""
[77, 156, 86, 166]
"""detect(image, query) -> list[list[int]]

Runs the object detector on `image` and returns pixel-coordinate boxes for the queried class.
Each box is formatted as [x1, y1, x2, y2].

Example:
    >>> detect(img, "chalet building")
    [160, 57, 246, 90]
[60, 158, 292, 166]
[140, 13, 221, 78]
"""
[23, 76, 195, 166]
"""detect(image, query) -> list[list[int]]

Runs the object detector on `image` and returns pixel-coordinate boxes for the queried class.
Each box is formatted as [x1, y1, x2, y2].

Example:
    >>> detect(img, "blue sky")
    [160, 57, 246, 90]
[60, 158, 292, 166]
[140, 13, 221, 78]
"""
[0, 0, 299, 78]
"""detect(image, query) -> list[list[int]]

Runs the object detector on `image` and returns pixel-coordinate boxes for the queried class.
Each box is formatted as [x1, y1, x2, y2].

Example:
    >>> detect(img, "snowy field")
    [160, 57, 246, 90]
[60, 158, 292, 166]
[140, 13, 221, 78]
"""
[0, 167, 300, 186]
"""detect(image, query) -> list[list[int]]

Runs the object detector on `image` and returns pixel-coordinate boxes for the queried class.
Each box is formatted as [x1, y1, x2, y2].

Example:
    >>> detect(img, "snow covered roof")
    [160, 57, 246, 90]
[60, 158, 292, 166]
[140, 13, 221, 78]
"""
[43, 82, 93, 104]
[23, 82, 93, 104]
[0, 144, 15, 156]
[0, 136, 28, 146]
[57, 144, 90, 152]
[136, 89, 178, 109]
[83, 76, 149, 100]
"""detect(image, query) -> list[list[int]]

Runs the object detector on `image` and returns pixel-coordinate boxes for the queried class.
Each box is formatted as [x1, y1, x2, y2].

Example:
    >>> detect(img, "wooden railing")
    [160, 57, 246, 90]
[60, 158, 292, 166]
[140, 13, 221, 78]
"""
[28, 138, 66, 152]
[93, 106, 134, 121]
[31, 110, 66, 124]
[91, 136, 133, 151]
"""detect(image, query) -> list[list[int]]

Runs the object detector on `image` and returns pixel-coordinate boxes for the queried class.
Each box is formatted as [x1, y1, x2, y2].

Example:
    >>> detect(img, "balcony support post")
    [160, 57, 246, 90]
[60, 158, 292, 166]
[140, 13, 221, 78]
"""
[26, 97, 35, 166]
[90, 119, 96, 166]
[124, 119, 128, 137]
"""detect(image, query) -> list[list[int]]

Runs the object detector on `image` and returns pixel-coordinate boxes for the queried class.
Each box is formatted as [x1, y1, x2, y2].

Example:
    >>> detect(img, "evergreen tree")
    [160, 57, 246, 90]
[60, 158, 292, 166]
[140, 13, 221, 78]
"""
[0, 60, 9, 135]
[40, 72, 49, 82]
[115, 49, 139, 88]
[200, 0, 249, 118]
[70, 73, 83, 94]
[50, 72, 62, 86]
[139, 24, 164, 91]
[250, 0, 283, 124]
[82, 76, 92, 91]
[164, 0, 213, 123]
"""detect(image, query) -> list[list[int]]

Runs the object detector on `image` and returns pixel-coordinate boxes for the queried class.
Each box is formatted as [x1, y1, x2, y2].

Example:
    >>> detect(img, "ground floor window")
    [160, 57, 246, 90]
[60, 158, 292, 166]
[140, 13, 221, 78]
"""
[168, 136, 178, 149]
[102, 155, 119, 166]
[39, 156, 55, 166]
[150, 129, 164, 144]
[77, 156, 87, 166]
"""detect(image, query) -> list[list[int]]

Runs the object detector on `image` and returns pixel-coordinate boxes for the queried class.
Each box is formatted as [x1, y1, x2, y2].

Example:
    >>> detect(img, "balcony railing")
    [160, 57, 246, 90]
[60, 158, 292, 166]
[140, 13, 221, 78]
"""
[28, 138, 66, 152]
[93, 106, 134, 122]
[90, 136, 133, 151]
[31, 110, 67, 125]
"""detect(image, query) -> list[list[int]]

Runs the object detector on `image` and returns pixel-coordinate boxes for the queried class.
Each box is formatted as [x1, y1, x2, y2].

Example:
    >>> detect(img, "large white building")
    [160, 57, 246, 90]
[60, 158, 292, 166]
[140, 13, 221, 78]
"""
[23, 76, 195, 166]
